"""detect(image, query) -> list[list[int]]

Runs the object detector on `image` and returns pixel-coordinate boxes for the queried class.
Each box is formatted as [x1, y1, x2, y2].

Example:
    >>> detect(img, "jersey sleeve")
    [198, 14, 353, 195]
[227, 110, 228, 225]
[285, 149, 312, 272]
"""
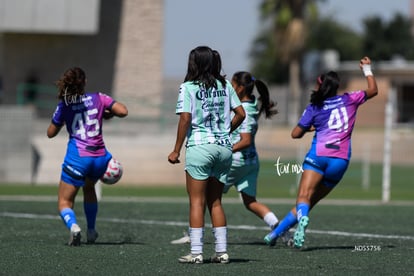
[176, 83, 191, 114]
[297, 105, 314, 130]
[98, 92, 116, 109]
[347, 90, 367, 106]
[238, 102, 256, 133]
[51, 101, 65, 127]
[228, 83, 242, 109]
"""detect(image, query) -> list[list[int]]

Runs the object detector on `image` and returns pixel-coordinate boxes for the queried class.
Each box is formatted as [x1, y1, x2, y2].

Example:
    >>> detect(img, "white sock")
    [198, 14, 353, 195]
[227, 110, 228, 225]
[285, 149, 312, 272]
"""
[189, 227, 203, 255]
[213, 226, 227, 253]
[264, 212, 279, 229]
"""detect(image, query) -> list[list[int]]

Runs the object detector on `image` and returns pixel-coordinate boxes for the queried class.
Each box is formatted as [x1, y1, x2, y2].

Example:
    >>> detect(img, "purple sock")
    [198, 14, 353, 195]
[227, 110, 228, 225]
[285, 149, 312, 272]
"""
[84, 202, 98, 230]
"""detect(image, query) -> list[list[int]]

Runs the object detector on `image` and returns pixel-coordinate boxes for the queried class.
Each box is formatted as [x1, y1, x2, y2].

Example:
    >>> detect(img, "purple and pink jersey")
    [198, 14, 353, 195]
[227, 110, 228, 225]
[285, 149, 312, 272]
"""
[51, 92, 115, 157]
[298, 90, 367, 160]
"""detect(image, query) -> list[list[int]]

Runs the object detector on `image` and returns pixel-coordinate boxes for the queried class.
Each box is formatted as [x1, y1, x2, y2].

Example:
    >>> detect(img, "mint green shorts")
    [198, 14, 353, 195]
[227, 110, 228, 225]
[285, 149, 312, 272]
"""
[185, 144, 232, 181]
[223, 163, 259, 197]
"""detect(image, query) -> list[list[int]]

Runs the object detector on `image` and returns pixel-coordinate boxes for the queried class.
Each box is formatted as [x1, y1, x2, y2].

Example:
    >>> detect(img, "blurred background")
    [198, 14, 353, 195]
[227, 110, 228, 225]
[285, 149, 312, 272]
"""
[0, 0, 413, 202]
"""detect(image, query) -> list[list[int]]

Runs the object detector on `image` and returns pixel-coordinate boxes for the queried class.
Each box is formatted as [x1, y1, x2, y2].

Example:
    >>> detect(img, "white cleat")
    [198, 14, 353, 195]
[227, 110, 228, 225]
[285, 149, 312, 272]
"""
[170, 231, 190, 244]
[178, 253, 203, 264]
[69, 224, 81, 246]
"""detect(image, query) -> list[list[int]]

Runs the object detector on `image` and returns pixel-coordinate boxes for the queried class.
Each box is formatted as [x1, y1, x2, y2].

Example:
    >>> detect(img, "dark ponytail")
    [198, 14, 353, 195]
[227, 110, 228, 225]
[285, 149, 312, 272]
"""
[212, 50, 226, 87]
[310, 71, 340, 106]
[254, 79, 278, 118]
[232, 71, 278, 119]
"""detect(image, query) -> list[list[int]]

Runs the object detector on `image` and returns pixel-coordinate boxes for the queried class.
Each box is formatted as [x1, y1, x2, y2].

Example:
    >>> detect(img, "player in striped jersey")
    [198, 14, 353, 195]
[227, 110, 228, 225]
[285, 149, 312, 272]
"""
[168, 46, 245, 264]
[223, 71, 280, 231]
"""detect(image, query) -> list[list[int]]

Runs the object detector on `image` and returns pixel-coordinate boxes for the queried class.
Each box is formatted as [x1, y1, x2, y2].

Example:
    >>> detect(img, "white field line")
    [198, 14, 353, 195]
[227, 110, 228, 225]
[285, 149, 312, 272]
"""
[1, 211, 414, 241]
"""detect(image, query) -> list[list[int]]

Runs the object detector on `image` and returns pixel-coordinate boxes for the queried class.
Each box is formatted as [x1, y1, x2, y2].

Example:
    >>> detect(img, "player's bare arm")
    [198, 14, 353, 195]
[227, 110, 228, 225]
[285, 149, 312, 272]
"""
[168, 112, 191, 164]
[47, 123, 62, 138]
[359, 56, 378, 100]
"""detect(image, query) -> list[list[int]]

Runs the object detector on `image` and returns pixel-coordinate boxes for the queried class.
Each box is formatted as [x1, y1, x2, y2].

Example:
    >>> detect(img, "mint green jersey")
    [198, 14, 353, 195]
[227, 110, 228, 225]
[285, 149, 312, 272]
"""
[176, 79, 242, 150]
[231, 98, 259, 166]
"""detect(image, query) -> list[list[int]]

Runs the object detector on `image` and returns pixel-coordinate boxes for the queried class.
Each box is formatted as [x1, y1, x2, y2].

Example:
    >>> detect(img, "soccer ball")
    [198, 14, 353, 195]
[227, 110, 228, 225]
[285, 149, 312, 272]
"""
[100, 158, 123, 185]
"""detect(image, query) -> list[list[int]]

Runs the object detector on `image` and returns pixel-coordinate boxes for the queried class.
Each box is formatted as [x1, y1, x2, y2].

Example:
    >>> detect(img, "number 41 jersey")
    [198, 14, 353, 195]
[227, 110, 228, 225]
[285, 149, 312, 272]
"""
[51, 92, 115, 157]
[298, 90, 367, 160]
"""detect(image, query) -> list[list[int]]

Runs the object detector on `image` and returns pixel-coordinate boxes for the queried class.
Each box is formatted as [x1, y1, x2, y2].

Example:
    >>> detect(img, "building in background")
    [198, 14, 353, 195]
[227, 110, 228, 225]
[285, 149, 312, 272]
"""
[0, 0, 413, 185]
[0, 0, 163, 118]
[0, 0, 163, 183]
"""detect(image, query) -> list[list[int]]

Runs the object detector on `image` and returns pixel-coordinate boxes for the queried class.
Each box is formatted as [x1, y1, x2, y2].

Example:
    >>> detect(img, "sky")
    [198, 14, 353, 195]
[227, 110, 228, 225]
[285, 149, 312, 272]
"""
[163, 0, 411, 78]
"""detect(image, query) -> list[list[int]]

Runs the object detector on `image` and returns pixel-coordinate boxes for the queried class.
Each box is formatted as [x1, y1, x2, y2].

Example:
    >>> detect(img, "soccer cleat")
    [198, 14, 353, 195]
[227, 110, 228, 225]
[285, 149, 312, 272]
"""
[211, 253, 229, 264]
[86, 229, 99, 244]
[263, 222, 280, 246]
[178, 253, 203, 264]
[294, 216, 309, 248]
[170, 231, 190, 244]
[68, 224, 81, 246]
[264, 232, 276, 245]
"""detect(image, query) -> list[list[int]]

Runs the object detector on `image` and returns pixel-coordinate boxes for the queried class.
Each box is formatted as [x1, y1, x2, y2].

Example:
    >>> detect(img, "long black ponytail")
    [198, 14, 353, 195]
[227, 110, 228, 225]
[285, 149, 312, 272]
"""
[232, 71, 278, 119]
[310, 71, 340, 106]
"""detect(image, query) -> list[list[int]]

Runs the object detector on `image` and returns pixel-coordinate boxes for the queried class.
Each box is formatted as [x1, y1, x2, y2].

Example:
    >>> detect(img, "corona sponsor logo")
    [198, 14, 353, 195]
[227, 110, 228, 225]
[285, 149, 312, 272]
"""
[196, 89, 227, 100]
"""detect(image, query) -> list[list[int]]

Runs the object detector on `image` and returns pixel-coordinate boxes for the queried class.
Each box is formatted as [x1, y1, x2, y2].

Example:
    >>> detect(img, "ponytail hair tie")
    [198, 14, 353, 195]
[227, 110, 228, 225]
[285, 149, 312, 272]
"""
[251, 76, 256, 81]
[317, 75, 323, 85]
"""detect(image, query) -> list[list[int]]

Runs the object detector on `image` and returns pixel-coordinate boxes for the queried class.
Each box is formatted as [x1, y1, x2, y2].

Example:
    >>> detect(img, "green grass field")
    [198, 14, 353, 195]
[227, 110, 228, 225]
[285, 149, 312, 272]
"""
[2, 160, 412, 201]
[1, 197, 413, 275]
[1, 160, 413, 275]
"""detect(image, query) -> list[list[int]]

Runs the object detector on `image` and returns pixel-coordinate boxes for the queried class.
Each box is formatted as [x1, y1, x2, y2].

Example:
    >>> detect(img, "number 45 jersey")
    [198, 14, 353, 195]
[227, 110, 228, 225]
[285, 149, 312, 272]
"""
[51, 92, 115, 157]
[297, 90, 367, 160]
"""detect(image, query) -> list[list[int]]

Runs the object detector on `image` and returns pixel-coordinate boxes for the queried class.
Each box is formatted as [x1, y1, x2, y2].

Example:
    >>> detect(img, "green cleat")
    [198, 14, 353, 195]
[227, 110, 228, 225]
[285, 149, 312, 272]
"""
[294, 216, 309, 248]
[263, 234, 275, 245]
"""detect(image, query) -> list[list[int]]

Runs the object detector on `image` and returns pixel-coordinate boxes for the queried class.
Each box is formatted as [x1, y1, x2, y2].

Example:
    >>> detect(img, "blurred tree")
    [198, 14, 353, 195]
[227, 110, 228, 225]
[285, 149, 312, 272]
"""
[250, 2, 414, 125]
[251, 0, 364, 84]
[251, 0, 320, 123]
[306, 18, 363, 60]
[250, 28, 289, 84]
[362, 13, 414, 60]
